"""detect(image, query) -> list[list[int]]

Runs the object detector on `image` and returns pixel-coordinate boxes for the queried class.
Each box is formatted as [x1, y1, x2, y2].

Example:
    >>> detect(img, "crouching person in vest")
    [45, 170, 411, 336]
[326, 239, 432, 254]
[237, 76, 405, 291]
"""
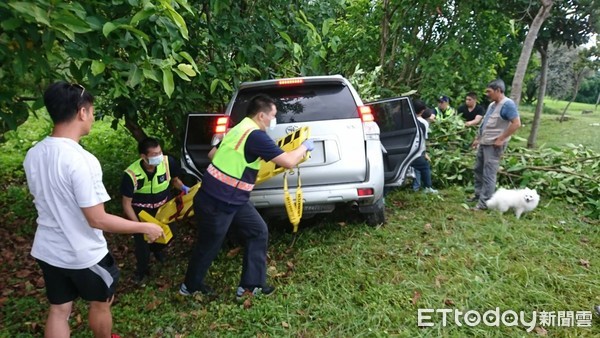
[121, 137, 190, 284]
[180, 94, 314, 301]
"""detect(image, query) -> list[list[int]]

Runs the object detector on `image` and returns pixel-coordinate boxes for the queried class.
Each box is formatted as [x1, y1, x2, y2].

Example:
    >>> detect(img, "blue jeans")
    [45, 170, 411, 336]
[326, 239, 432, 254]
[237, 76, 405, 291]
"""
[412, 169, 421, 191]
[411, 155, 432, 189]
[184, 191, 268, 291]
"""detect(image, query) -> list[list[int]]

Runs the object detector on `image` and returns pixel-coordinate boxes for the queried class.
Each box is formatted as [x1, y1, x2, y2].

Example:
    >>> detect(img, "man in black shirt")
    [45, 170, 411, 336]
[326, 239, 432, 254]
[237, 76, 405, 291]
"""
[457, 92, 485, 126]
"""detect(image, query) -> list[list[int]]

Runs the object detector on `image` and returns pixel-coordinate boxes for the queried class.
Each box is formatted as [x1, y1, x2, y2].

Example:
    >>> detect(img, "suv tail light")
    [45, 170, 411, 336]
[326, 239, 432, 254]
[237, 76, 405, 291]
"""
[357, 188, 374, 196]
[358, 106, 374, 122]
[215, 116, 229, 133]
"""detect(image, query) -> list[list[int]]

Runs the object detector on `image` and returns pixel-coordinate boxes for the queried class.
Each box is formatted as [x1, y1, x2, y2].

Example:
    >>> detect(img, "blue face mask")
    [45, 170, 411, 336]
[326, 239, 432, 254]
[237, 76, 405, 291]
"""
[269, 117, 277, 130]
[147, 154, 163, 166]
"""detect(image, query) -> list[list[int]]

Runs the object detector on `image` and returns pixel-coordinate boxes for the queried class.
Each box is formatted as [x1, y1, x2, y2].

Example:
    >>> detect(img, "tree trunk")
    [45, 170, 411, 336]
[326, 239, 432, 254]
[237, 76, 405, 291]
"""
[510, 0, 553, 106]
[379, 0, 391, 69]
[559, 70, 586, 122]
[527, 44, 549, 148]
[124, 116, 147, 142]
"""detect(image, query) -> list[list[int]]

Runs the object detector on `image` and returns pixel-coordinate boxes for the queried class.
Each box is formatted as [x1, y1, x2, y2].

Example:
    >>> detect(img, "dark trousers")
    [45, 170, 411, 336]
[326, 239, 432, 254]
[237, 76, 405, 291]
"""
[184, 193, 268, 292]
[473, 144, 505, 205]
[133, 234, 166, 275]
[411, 155, 432, 189]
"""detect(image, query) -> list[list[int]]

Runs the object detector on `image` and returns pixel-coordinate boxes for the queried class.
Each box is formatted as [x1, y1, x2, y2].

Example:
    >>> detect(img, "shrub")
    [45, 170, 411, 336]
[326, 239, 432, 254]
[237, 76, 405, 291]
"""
[428, 115, 599, 219]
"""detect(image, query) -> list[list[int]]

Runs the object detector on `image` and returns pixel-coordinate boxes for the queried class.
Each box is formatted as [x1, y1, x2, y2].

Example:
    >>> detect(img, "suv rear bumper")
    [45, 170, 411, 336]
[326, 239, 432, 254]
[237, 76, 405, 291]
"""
[251, 146, 385, 213]
[252, 182, 381, 209]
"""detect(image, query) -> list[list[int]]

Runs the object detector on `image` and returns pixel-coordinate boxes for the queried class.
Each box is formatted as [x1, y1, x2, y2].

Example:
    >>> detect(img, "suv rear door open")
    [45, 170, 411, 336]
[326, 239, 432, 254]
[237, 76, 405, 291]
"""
[366, 97, 423, 185]
[182, 113, 227, 179]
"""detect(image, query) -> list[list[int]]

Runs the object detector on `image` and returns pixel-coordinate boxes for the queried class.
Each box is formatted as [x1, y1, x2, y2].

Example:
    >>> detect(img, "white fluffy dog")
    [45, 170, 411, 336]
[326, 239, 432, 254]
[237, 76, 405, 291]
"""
[485, 188, 540, 219]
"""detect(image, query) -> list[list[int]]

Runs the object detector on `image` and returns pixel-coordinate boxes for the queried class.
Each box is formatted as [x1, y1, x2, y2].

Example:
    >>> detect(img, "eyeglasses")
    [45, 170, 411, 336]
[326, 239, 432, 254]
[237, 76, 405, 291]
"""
[72, 83, 85, 97]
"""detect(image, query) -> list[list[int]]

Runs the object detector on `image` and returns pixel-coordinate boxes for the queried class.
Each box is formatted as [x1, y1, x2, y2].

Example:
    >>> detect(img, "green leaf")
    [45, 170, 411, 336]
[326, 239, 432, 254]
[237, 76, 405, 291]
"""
[102, 22, 119, 37]
[127, 67, 143, 87]
[177, 64, 196, 77]
[52, 11, 92, 34]
[293, 42, 303, 58]
[53, 25, 76, 41]
[1, 18, 22, 31]
[210, 79, 219, 94]
[178, 52, 199, 72]
[32, 98, 45, 111]
[9, 2, 50, 26]
[131, 9, 155, 26]
[142, 68, 160, 82]
[173, 68, 191, 81]
[279, 31, 292, 45]
[174, 0, 194, 14]
[120, 25, 150, 41]
[322, 18, 334, 36]
[164, 5, 189, 40]
[219, 80, 232, 92]
[507, 165, 525, 172]
[162, 68, 174, 97]
[91, 60, 106, 76]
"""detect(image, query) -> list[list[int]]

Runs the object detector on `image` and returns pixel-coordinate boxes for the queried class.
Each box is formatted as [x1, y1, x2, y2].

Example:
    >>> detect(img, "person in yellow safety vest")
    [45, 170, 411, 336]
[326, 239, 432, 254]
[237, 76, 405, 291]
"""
[121, 137, 189, 284]
[180, 94, 314, 300]
[431, 95, 456, 121]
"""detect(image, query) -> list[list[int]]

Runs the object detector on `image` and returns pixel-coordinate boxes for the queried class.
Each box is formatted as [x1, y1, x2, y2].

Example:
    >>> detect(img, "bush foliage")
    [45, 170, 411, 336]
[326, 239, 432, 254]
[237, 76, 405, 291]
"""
[428, 115, 599, 219]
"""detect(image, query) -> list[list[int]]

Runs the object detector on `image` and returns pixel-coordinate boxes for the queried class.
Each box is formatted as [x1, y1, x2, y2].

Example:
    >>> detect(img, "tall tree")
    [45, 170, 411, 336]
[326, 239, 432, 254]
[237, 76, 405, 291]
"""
[527, 0, 600, 147]
[510, 0, 553, 106]
[0, 0, 197, 142]
[558, 45, 600, 122]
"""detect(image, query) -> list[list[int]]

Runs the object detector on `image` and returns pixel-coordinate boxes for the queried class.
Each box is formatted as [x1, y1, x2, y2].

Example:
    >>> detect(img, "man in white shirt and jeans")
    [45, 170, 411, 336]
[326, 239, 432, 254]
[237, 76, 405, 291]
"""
[24, 81, 164, 338]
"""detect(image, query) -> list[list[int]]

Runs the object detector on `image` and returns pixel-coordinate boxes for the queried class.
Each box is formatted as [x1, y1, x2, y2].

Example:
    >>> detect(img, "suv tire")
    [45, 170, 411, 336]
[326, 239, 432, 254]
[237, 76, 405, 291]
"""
[363, 197, 385, 226]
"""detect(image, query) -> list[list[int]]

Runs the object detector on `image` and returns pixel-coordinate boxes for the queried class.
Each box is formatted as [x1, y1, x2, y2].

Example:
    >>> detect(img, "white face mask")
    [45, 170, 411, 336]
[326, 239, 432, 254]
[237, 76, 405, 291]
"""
[269, 117, 277, 130]
[147, 154, 163, 166]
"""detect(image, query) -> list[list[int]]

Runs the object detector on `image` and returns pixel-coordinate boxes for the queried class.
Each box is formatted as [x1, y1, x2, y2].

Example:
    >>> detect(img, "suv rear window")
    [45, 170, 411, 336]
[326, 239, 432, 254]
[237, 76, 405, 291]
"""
[230, 84, 359, 124]
[368, 98, 415, 133]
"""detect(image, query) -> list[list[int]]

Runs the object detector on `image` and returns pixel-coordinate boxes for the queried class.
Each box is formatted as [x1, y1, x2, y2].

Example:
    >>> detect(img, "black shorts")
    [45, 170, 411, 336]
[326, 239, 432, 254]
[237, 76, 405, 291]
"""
[36, 252, 120, 304]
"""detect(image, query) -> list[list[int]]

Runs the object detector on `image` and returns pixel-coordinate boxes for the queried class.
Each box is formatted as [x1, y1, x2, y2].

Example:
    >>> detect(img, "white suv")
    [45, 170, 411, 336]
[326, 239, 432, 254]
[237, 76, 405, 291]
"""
[182, 75, 423, 226]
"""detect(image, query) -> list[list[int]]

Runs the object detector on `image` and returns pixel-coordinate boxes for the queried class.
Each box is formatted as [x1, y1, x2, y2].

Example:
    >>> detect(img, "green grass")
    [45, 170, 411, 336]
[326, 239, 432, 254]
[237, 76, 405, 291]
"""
[1, 99, 600, 337]
[517, 100, 600, 152]
[4, 188, 599, 337]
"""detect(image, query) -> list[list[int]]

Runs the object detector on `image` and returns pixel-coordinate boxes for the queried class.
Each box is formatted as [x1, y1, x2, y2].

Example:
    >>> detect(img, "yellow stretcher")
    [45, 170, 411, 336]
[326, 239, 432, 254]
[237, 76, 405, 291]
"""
[141, 127, 310, 239]
[255, 126, 310, 185]
[140, 182, 201, 244]
[257, 126, 310, 232]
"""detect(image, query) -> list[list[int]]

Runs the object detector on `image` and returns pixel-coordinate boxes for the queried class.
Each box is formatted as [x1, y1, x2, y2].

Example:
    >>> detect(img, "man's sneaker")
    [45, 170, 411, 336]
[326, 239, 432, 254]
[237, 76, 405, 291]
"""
[133, 272, 148, 285]
[179, 283, 215, 297]
[466, 195, 479, 203]
[471, 203, 487, 211]
[235, 285, 276, 301]
[423, 187, 438, 194]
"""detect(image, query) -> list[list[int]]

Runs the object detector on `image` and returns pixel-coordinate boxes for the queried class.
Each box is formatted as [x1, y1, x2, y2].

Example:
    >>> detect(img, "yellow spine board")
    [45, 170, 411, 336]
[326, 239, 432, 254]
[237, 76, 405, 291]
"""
[154, 182, 201, 224]
[139, 210, 173, 244]
[283, 171, 303, 233]
[256, 126, 310, 185]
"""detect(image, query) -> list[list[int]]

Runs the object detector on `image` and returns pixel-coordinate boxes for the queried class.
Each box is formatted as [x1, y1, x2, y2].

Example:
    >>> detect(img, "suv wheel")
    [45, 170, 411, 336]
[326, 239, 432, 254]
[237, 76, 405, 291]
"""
[363, 197, 386, 226]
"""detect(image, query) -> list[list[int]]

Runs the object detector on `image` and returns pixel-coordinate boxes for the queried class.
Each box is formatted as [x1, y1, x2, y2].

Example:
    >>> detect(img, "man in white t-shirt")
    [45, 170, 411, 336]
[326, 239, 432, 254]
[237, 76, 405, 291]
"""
[23, 82, 164, 338]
